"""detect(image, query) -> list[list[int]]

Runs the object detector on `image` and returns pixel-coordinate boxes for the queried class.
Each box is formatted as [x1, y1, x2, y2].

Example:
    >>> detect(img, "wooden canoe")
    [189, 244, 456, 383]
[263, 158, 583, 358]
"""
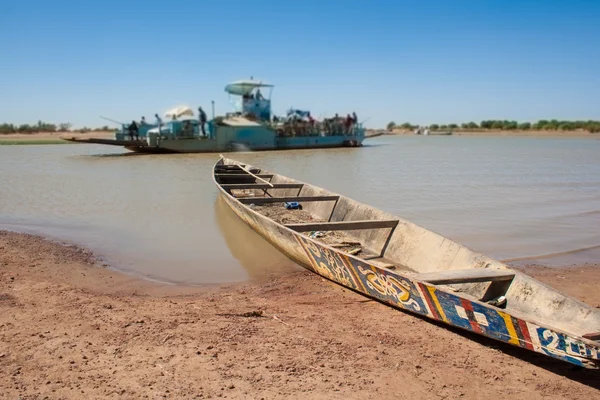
[212, 156, 600, 369]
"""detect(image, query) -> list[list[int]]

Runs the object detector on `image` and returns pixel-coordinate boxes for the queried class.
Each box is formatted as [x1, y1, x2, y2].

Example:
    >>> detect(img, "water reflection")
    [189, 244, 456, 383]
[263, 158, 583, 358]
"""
[213, 195, 300, 280]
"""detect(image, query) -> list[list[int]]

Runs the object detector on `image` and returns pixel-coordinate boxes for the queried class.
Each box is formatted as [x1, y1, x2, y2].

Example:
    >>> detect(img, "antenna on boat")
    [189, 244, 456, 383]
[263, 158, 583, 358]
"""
[100, 116, 125, 125]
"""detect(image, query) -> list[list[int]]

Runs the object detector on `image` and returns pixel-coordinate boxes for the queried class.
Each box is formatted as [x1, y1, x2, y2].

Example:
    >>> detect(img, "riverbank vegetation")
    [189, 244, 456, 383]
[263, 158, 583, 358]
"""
[386, 120, 600, 133]
[0, 121, 111, 134]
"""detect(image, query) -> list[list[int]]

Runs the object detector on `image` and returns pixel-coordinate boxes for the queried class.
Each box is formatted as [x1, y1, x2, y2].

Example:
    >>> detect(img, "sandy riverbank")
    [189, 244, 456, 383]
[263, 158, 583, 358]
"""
[1, 230, 599, 399]
[0, 131, 114, 145]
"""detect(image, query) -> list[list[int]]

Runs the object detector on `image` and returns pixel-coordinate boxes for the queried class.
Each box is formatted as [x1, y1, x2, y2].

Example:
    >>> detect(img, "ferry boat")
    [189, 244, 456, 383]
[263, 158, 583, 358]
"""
[64, 79, 366, 154]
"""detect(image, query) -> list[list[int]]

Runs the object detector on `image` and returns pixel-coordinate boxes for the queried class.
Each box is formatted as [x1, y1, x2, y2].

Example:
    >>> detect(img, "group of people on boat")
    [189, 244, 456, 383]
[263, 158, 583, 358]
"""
[125, 107, 208, 141]
[242, 88, 265, 101]
[273, 111, 359, 137]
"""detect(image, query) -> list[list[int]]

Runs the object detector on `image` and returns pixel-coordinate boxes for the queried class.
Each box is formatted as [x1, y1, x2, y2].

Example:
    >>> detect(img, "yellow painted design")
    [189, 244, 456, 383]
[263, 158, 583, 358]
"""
[356, 265, 422, 311]
[341, 255, 368, 293]
[498, 311, 520, 345]
[427, 286, 448, 323]
[298, 236, 359, 289]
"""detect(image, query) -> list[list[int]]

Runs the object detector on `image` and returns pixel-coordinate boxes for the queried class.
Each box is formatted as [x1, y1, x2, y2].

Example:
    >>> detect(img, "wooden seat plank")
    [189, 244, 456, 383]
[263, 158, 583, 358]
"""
[415, 268, 516, 285]
[222, 183, 303, 190]
[286, 219, 398, 232]
[238, 196, 339, 204]
[215, 174, 274, 178]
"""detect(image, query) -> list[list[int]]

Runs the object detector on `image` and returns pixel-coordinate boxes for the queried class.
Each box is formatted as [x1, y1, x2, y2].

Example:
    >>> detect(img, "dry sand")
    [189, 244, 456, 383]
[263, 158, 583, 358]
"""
[0, 131, 114, 141]
[1, 230, 599, 399]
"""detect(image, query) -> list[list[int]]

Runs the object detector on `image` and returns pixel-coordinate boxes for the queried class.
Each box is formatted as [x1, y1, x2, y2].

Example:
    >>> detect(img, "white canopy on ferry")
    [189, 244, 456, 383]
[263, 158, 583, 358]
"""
[164, 105, 194, 119]
[224, 79, 273, 96]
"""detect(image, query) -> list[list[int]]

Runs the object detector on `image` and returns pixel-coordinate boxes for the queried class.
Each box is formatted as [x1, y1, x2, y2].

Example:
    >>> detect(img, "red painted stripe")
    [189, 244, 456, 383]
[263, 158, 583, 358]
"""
[460, 299, 483, 334]
[418, 283, 441, 320]
[517, 319, 535, 350]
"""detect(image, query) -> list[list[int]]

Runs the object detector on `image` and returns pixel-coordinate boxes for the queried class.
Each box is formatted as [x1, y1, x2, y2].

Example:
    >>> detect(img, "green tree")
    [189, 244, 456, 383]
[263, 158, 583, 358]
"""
[0, 123, 16, 134]
[58, 123, 72, 132]
[518, 122, 531, 130]
[491, 120, 504, 129]
[386, 121, 396, 131]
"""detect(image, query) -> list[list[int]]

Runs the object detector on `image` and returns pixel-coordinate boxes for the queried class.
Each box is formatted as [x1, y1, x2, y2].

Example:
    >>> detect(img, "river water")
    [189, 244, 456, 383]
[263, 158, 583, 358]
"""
[1, 135, 599, 285]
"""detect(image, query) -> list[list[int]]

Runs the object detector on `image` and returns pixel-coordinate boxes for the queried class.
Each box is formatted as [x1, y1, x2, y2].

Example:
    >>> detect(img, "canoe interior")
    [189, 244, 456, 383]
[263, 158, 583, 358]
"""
[213, 157, 600, 369]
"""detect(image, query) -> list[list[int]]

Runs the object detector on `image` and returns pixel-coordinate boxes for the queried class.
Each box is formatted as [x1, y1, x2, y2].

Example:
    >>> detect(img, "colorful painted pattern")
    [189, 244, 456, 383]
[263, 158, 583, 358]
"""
[294, 234, 600, 369]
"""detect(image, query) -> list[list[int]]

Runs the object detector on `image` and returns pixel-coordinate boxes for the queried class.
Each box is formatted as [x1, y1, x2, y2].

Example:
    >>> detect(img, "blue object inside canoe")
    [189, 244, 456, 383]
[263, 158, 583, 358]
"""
[284, 202, 302, 210]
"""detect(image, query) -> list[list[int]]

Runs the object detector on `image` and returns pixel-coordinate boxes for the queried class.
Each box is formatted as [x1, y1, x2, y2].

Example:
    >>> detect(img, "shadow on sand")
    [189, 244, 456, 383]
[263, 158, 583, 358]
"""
[348, 289, 600, 389]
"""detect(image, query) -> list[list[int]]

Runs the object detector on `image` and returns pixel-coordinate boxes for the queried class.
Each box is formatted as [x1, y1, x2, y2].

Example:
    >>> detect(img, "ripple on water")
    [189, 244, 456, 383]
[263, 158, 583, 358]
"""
[1, 136, 599, 283]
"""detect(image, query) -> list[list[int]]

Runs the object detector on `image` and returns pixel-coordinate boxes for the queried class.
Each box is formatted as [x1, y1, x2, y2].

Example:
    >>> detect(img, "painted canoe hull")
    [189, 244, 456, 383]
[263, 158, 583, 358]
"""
[213, 159, 600, 369]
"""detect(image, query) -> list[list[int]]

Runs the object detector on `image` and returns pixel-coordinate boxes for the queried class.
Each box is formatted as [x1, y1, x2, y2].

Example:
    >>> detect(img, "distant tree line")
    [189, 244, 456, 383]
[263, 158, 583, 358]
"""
[0, 121, 112, 134]
[386, 120, 600, 133]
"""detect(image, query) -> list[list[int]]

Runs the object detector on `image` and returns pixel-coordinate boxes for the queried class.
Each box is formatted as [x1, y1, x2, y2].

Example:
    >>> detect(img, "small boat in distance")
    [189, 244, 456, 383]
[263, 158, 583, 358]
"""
[213, 156, 600, 369]
[414, 127, 453, 136]
[64, 78, 366, 154]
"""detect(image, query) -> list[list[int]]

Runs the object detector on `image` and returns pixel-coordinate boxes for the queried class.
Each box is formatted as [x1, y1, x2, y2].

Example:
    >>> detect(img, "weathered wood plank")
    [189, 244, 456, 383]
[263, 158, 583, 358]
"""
[239, 164, 273, 188]
[216, 165, 245, 169]
[215, 174, 274, 178]
[361, 256, 397, 269]
[285, 219, 398, 232]
[222, 183, 303, 190]
[415, 269, 516, 285]
[238, 196, 339, 204]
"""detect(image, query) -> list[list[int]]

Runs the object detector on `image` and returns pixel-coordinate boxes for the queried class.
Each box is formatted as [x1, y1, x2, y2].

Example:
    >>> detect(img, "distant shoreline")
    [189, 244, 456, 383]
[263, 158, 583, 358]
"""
[379, 129, 600, 138]
[1, 128, 599, 146]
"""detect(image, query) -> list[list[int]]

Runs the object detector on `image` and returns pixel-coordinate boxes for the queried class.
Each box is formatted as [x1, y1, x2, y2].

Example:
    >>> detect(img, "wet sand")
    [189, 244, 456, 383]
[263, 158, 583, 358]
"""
[1, 230, 599, 399]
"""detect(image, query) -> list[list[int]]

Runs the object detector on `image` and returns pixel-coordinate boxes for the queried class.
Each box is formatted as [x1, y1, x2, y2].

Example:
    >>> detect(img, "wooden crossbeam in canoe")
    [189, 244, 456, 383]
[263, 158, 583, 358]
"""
[236, 163, 273, 188]
[237, 195, 339, 205]
[215, 165, 245, 169]
[285, 219, 398, 232]
[222, 183, 303, 190]
[215, 168, 254, 173]
[415, 269, 516, 285]
[214, 174, 274, 178]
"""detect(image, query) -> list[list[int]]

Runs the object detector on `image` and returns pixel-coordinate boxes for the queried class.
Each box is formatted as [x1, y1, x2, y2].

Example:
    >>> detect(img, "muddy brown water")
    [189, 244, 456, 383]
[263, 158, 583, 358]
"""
[1, 135, 599, 284]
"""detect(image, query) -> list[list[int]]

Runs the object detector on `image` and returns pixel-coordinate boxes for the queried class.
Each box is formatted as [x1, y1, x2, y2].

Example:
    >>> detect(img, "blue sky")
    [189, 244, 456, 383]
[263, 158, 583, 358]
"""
[1, 0, 599, 128]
